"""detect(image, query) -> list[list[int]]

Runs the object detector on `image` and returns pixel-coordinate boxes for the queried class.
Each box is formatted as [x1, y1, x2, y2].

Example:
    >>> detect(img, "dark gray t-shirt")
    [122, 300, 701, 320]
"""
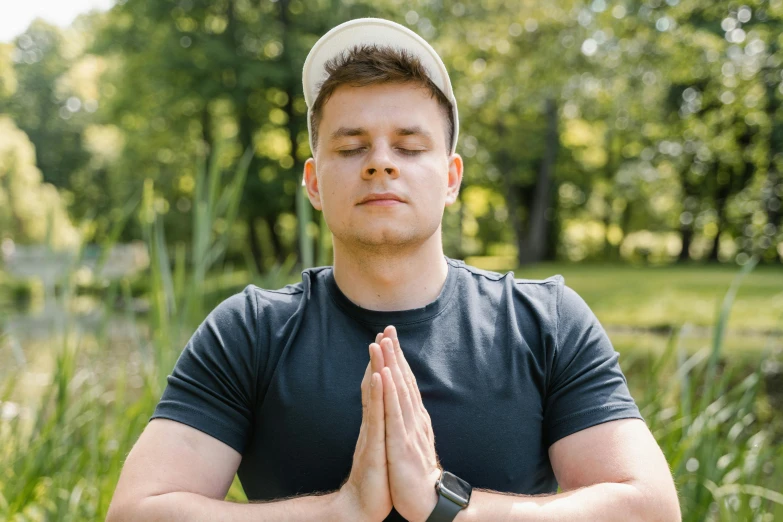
[152, 258, 641, 521]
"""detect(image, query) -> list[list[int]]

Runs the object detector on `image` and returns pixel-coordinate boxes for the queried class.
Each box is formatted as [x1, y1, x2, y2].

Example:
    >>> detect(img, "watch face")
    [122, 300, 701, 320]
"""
[439, 471, 472, 507]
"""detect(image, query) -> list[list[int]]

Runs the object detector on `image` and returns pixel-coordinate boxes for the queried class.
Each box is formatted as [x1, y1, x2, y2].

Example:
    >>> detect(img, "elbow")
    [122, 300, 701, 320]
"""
[648, 495, 681, 522]
[654, 477, 682, 522]
[106, 497, 139, 522]
[652, 497, 681, 522]
[661, 493, 682, 522]
[631, 480, 682, 522]
[106, 496, 148, 522]
[105, 503, 126, 522]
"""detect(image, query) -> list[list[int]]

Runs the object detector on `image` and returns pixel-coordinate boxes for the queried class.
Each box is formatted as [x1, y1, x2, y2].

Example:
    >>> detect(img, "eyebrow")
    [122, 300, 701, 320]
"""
[396, 126, 434, 141]
[329, 126, 434, 142]
[329, 127, 369, 140]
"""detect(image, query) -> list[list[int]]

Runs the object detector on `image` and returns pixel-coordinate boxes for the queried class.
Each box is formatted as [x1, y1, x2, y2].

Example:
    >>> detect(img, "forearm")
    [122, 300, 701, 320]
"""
[457, 482, 680, 522]
[107, 490, 347, 522]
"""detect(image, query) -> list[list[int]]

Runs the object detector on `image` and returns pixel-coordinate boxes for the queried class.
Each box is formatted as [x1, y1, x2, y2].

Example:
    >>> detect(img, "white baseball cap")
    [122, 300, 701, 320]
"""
[302, 17, 460, 156]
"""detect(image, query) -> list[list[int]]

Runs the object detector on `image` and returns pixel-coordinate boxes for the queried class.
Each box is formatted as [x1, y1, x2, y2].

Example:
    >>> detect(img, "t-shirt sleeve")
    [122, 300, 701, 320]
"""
[150, 285, 260, 454]
[543, 281, 642, 447]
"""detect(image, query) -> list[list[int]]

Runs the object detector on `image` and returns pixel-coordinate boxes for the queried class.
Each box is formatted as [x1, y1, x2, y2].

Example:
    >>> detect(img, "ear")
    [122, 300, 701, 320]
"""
[444, 153, 463, 206]
[303, 158, 323, 211]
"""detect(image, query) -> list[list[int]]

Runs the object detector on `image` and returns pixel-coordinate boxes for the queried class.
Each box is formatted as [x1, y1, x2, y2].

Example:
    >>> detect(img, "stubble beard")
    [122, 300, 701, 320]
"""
[334, 218, 440, 257]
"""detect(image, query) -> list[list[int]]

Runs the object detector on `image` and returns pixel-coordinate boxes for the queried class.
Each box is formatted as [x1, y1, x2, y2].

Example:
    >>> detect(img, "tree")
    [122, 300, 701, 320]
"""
[0, 116, 80, 247]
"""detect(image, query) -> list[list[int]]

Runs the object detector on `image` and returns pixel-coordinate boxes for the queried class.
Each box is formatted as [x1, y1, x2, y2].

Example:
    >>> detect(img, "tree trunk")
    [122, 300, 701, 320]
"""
[679, 225, 693, 262]
[708, 169, 731, 263]
[518, 98, 559, 265]
[544, 188, 560, 261]
[678, 173, 700, 263]
[497, 144, 525, 265]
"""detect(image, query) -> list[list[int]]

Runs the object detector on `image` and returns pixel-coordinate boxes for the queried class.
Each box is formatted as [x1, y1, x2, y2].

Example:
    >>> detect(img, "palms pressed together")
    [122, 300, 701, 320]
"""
[341, 326, 442, 522]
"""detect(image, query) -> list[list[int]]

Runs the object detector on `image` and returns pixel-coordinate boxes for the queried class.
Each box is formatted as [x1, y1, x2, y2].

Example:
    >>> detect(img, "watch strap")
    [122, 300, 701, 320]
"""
[425, 489, 463, 522]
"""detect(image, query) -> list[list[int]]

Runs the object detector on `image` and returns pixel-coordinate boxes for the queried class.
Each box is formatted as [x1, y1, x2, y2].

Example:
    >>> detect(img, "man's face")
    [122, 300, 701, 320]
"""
[304, 82, 462, 251]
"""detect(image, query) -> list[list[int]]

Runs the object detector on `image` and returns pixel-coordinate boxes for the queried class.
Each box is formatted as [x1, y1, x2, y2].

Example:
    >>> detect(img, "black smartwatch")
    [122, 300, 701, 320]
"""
[425, 470, 472, 522]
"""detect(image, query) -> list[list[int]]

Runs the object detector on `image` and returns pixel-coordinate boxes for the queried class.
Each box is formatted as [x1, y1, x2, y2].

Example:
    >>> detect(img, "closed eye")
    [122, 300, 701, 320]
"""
[337, 148, 366, 157]
[397, 148, 425, 156]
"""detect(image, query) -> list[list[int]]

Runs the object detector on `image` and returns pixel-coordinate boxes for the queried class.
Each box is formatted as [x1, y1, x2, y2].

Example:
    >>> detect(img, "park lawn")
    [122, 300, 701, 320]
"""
[476, 261, 783, 333]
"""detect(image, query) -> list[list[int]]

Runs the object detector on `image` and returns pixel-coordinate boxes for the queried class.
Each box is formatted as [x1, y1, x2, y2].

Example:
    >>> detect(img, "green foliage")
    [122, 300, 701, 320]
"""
[3, 0, 783, 266]
[0, 43, 17, 100]
[0, 138, 263, 520]
[139, 139, 253, 390]
[0, 116, 80, 248]
[0, 21, 93, 207]
[638, 259, 783, 519]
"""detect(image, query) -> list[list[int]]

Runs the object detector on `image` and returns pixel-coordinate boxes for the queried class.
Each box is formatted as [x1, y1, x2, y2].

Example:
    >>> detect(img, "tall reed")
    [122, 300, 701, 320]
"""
[0, 144, 256, 519]
[639, 258, 783, 520]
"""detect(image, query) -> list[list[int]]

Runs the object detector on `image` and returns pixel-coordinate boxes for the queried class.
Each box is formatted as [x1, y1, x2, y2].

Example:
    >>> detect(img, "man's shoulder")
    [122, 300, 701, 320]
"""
[448, 258, 563, 292]
[238, 265, 337, 313]
[211, 275, 310, 324]
[245, 265, 335, 301]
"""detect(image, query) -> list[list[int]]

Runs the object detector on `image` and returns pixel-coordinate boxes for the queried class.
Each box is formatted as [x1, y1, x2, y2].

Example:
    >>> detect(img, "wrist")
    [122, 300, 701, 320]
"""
[417, 487, 440, 522]
[415, 468, 443, 522]
[330, 488, 357, 522]
[424, 469, 473, 522]
[333, 485, 368, 522]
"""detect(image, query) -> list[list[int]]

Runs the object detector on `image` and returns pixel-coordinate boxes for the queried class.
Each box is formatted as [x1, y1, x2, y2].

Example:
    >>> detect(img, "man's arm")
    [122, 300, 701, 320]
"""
[106, 419, 348, 522]
[108, 345, 394, 522]
[456, 418, 681, 522]
[374, 326, 680, 522]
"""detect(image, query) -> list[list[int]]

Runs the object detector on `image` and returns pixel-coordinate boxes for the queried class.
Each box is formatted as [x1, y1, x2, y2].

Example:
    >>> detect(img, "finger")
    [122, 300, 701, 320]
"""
[361, 359, 371, 411]
[382, 366, 407, 444]
[381, 338, 416, 431]
[366, 372, 386, 464]
[388, 329, 418, 396]
[357, 360, 371, 449]
[362, 344, 384, 451]
[384, 326, 424, 410]
[390, 335, 425, 413]
[369, 343, 385, 374]
[383, 328, 436, 453]
[375, 332, 384, 345]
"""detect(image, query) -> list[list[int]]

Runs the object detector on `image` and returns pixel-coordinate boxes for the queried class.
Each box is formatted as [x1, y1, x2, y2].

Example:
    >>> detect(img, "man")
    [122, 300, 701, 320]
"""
[107, 18, 680, 522]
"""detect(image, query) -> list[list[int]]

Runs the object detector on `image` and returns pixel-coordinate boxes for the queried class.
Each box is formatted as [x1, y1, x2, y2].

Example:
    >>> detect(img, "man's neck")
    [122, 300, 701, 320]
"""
[331, 235, 449, 312]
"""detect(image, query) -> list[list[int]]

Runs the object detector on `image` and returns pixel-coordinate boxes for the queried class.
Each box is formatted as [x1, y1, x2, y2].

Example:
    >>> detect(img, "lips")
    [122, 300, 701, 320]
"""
[358, 192, 405, 204]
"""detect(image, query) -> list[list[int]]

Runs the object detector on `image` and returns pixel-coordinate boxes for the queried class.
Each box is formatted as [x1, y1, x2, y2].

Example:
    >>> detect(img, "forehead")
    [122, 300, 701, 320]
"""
[320, 83, 447, 139]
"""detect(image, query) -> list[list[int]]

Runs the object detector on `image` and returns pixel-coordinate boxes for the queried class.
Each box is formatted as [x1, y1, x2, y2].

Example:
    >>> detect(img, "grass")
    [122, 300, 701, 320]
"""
[0, 160, 782, 519]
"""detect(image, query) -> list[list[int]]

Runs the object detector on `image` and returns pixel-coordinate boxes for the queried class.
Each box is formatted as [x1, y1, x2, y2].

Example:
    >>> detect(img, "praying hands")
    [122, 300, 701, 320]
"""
[338, 326, 442, 522]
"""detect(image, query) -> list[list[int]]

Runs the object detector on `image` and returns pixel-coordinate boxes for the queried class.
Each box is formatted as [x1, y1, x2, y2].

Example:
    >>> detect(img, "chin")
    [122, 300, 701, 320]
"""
[336, 226, 429, 250]
[359, 229, 419, 246]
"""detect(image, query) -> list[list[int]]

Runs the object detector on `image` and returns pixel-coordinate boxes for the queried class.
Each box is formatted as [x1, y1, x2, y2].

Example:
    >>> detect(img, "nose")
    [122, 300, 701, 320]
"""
[362, 143, 399, 180]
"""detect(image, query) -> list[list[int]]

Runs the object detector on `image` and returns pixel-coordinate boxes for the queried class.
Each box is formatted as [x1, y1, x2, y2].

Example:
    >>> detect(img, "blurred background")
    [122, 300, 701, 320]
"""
[0, 0, 782, 520]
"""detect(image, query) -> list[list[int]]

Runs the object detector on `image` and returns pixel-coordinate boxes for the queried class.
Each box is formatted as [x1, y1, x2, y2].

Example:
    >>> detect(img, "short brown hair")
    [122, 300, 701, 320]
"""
[309, 45, 455, 153]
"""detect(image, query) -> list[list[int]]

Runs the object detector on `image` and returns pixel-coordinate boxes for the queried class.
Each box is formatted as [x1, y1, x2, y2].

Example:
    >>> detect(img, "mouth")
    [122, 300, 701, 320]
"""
[358, 192, 406, 206]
